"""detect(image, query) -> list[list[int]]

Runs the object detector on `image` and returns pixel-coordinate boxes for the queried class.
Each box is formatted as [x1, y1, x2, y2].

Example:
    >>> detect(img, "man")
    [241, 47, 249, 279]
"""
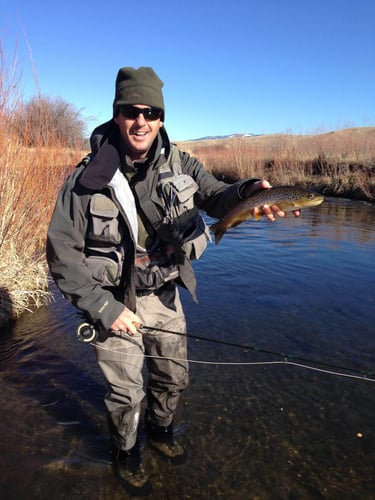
[47, 67, 298, 495]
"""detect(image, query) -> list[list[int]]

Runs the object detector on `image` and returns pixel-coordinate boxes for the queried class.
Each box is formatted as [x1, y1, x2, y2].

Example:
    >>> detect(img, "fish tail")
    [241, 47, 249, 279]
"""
[210, 222, 225, 245]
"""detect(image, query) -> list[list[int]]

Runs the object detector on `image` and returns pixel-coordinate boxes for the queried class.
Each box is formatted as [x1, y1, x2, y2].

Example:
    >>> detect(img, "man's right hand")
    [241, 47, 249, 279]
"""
[110, 307, 142, 335]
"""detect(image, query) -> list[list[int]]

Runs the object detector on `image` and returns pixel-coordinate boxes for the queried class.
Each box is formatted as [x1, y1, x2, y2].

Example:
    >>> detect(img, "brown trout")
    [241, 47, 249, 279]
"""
[210, 185, 324, 244]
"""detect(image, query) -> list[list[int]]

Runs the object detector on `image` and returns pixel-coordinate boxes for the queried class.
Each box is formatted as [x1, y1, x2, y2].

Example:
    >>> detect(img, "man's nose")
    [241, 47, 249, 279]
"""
[135, 112, 147, 124]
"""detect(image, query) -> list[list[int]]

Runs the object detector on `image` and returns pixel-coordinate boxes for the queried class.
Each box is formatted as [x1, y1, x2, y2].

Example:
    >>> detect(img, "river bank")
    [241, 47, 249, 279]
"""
[0, 143, 85, 327]
[1, 127, 374, 326]
[177, 127, 375, 201]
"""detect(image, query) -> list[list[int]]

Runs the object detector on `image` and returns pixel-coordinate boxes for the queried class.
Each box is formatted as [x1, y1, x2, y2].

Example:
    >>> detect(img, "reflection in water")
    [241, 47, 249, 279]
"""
[313, 197, 375, 245]
[0, 198, 374, 499]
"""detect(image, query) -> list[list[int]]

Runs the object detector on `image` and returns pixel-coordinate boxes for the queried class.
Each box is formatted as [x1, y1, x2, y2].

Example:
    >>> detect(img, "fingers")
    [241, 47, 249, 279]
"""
[255, 179, 271, 190]
[253, 205, 301, 221]
[245, 180, 276, 221]
[243, 179, 272, 198]
[269, 204, 286, 220]
[245, 180, 302, 222]
[111, 308, 142, 335]
[252, 204, 285, 222]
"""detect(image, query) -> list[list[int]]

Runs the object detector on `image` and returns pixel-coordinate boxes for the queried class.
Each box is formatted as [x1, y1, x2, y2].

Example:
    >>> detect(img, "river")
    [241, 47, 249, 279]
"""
[0, 197, 374, 499]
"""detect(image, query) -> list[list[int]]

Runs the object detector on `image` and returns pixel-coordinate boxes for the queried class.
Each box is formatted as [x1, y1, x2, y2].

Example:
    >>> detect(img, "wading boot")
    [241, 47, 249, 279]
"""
[145, 420, 187, 465]
[112, 445, 152, 497]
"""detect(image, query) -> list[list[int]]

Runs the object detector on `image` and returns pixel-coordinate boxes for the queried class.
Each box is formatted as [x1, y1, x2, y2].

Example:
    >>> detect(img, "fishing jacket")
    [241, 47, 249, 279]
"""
[47, 120, 255, 330]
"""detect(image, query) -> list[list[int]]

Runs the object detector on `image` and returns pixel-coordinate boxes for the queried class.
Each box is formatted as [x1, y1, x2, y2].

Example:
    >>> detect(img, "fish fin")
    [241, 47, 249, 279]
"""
[210, 221, 218, 233]
[210, 222, 225, 245]
[214, 232, 224, 245]
[229, 217, 252, 227]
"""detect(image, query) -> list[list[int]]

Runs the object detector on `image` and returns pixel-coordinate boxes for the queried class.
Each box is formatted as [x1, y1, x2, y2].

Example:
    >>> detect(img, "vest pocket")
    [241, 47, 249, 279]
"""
[88, 194, 121, 244]
[160, 174, 198, 218]
[182, 214, 211, 260]
[85, 248, 124, 287]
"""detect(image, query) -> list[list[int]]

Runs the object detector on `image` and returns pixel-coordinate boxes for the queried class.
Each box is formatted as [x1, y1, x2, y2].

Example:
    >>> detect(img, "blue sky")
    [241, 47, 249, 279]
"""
[1, 0, 374, 141]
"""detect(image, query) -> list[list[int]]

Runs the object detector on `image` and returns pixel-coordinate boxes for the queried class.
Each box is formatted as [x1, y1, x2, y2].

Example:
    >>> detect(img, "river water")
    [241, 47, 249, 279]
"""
[0, 197, 374, 499]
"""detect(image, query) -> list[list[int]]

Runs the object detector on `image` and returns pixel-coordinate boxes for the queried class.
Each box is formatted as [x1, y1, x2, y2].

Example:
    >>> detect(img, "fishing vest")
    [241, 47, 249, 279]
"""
[156, 145, 211, 259]
[133, 145, 211, 294]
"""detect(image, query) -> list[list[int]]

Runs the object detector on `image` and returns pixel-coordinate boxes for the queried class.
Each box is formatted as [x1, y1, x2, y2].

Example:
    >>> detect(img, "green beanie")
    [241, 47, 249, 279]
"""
[113, 67, 165, 119]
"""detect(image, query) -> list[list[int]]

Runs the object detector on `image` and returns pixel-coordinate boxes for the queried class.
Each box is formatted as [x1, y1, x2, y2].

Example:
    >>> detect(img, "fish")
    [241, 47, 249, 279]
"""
[210, 185, 324, 244]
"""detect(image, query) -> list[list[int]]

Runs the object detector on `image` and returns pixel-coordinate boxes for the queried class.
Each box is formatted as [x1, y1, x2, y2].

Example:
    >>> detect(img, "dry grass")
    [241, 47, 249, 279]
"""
[0, 38, 88, 325]
[0, 114, 85, 325]
[177, 127, 375, 200]
[0, 242, 51, 325]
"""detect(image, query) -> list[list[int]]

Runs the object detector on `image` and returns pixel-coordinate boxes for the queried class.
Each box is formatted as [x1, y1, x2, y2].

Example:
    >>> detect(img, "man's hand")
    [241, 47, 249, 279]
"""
[243, 180, 301, 222]
[110, 307, 142, 335]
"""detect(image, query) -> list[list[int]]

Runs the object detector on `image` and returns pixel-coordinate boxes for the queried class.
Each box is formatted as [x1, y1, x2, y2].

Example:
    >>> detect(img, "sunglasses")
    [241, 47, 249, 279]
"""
[119, 105, 162, 121]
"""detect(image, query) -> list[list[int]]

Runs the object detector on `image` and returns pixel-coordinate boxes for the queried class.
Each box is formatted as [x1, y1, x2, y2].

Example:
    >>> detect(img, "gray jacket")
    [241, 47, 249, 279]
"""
[46, 120, 255, 330]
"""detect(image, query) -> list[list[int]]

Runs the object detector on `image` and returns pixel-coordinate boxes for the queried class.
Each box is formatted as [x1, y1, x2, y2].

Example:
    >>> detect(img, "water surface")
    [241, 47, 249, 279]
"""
[0, 197, 374, 499]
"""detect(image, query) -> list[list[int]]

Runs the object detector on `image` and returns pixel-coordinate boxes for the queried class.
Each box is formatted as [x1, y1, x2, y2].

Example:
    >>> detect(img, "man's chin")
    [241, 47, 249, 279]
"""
[129, 144, 149, 160]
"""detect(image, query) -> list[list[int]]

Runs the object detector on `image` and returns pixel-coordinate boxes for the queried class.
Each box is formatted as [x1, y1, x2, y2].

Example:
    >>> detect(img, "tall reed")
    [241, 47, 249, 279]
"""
[0, 42, 86, 325]
[0, 112, 85, 325]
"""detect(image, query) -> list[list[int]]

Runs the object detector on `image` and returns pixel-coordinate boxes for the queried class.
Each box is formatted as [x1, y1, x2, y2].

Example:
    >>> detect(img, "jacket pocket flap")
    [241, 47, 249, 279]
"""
[170, 175, 198, 203]
[90, 194, 119, 218]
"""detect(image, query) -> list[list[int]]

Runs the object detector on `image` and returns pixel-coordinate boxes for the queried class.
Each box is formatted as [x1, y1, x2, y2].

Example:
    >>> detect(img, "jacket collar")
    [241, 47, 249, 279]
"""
[80, 121, 171, 190]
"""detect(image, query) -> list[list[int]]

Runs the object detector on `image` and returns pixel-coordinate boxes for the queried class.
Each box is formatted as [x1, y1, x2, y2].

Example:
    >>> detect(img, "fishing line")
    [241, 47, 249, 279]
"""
[88, 324, 375, 382]
[141, 325, 374, 378]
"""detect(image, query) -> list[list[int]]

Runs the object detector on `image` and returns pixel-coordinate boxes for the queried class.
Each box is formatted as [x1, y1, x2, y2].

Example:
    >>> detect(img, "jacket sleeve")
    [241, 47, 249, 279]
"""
[46, 170, 125, 330]
[179, 151, 259, 219]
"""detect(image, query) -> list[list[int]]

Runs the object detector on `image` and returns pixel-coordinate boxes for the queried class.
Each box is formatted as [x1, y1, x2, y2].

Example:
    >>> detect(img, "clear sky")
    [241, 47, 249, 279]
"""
[1, 0, 374, 141]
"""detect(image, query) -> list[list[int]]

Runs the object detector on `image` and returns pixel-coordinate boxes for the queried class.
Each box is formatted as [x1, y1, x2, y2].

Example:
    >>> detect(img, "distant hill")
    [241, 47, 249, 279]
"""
[177, 126, 375, 151]
[191, 133, 261, 141]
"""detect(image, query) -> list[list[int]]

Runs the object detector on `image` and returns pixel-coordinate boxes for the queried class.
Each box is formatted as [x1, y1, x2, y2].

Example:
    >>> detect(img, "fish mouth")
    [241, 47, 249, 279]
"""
[306, 196, 324, 207]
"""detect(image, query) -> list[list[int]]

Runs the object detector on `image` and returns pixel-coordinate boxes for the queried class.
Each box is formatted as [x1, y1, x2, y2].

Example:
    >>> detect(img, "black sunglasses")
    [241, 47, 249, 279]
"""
[119, 105, 162, 121]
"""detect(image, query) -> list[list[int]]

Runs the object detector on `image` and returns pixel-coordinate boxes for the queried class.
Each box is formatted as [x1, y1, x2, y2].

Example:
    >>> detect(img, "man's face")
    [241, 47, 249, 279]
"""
[114, 104, 163, 161]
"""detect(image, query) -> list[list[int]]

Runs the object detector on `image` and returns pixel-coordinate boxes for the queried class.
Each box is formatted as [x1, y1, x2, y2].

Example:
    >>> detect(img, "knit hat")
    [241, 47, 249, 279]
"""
[113, 67, 165, 119]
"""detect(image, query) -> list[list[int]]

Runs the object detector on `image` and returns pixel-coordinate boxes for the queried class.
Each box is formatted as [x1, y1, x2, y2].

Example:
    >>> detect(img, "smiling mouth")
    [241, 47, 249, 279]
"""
[132, 130, 148, 137]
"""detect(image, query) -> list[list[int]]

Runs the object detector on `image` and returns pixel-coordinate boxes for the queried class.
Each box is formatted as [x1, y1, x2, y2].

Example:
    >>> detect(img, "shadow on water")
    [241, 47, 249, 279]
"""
[0, 197, 374, 499]
[0, 287, 13, 328]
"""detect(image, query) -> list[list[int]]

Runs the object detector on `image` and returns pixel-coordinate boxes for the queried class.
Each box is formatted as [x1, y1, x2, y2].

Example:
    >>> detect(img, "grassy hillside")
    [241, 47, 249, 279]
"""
[177, 127, 375, 200]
